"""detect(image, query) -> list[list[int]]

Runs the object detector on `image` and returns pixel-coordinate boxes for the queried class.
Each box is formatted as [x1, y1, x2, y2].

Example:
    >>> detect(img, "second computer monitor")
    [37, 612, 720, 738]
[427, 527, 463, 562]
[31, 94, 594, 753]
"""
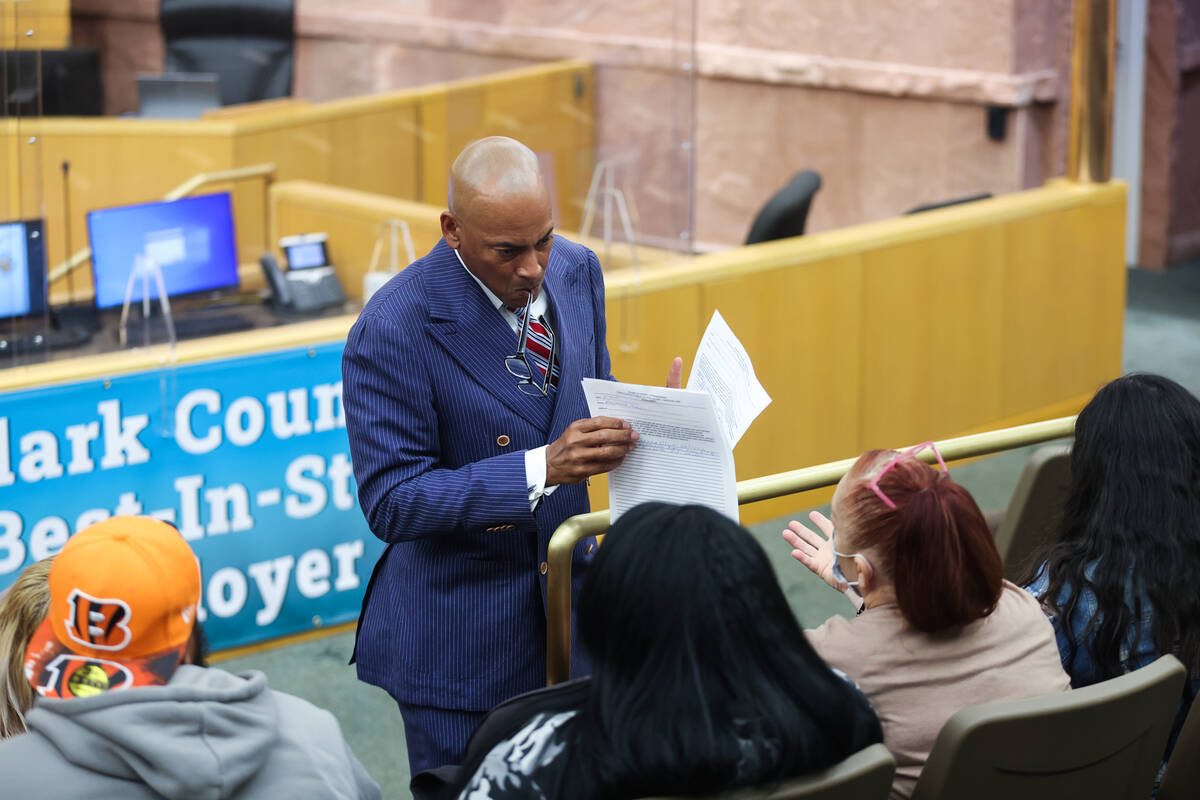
[88, 193, 239, 310]
[0, 219, 47, 320]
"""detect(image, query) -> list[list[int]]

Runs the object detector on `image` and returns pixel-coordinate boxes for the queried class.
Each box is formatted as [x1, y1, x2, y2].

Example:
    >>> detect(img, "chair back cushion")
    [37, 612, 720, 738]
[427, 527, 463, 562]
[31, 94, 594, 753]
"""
[911, 655, 1187, 800]
[1158, 691, 1200, 800]
[638, 743, 894, 800]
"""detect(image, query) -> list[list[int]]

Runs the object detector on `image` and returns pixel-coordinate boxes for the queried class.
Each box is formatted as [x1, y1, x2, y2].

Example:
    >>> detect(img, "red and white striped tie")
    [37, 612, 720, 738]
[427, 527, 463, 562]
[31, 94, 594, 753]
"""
[514, 306, 559, 394]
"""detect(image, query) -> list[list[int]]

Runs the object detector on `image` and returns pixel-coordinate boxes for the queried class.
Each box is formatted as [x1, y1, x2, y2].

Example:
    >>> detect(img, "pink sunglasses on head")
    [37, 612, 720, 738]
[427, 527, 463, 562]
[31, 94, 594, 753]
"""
[866, 441, 949, 510]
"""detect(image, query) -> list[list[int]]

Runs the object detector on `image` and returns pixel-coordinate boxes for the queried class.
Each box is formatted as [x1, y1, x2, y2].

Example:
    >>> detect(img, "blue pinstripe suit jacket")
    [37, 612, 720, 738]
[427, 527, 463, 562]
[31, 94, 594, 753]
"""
[342, 236, 607, 711]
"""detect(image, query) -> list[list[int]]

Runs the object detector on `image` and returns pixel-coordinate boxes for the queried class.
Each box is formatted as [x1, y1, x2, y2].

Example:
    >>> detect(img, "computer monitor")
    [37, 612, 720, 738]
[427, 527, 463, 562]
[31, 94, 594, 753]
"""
[137, 73, 221, 119]
[0, 219, 47, 320]
[87, 193, 239, 310]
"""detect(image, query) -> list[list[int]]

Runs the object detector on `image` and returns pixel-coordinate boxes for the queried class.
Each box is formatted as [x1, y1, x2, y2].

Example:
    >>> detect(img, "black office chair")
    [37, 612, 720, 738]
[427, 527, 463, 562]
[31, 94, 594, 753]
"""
[906, 193, 992, 215]
[160, 0, 295, 107]
[744, 170, 822, 245]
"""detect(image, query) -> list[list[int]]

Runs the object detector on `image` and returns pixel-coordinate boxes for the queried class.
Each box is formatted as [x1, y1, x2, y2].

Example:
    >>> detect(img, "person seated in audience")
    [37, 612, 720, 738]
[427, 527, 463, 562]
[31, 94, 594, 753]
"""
[783, 443, 1069, 799]
[0, 515, 381, 800]
[452, 502, 883, 800]
[1023, 373, 1200, 756]
[0, 557, 53, 738]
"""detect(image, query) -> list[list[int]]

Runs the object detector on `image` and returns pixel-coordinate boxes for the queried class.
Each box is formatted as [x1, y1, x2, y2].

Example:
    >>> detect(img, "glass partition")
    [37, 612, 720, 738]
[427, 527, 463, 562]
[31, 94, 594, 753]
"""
[1, 0, 53, 367]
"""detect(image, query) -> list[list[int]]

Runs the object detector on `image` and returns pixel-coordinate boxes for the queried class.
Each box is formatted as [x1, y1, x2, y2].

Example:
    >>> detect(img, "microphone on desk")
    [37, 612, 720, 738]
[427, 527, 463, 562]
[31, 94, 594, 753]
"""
[51, 159, 100, 335]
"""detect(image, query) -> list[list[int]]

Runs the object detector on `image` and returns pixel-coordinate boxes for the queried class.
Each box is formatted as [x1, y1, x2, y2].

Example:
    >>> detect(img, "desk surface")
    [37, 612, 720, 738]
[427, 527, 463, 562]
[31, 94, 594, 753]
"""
[0, 298, 360, 393]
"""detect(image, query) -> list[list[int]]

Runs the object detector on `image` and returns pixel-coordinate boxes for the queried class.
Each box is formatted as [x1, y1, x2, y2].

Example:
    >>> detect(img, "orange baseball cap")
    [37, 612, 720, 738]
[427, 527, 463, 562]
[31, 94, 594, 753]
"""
[24, 516, 201, 699]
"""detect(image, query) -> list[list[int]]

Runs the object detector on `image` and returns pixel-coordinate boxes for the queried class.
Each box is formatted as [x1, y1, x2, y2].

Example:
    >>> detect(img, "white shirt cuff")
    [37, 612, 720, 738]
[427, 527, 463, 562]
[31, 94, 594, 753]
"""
[525, 445, 559, 510]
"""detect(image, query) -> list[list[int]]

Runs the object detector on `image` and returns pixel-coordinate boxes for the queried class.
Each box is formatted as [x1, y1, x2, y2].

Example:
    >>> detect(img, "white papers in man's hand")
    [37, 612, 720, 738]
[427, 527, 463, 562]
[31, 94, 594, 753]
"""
[582, 379, 738, 523]
[687, 310, 771, 449]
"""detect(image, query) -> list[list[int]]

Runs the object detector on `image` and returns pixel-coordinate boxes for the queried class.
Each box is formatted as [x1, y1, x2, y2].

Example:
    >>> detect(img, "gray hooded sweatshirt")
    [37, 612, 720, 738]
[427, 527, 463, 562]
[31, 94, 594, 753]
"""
[0, 665, 382, 800]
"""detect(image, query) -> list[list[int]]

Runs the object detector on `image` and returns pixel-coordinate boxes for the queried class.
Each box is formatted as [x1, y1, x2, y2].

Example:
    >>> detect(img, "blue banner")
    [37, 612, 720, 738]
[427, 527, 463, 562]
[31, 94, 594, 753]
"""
[0, 342, 384, 651]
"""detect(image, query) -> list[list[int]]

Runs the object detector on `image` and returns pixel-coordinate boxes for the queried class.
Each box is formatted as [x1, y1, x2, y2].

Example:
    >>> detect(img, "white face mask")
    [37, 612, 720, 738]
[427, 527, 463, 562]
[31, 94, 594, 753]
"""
[831, 527, 871, 588]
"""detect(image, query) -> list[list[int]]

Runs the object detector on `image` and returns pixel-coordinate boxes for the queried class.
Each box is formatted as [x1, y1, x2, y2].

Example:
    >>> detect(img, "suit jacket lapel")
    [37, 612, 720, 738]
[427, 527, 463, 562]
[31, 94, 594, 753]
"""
[425, 240, 554, 431]
[544, 246, 588, 443]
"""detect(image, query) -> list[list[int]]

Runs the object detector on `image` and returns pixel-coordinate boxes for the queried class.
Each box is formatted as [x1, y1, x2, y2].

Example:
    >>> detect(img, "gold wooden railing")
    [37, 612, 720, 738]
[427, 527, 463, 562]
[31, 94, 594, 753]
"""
[544, 415, 1078, 685]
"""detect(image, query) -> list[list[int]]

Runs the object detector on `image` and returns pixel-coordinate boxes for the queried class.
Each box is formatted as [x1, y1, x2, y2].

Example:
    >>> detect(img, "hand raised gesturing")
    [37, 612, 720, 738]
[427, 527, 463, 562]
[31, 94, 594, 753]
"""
[781, 511, 847, 592]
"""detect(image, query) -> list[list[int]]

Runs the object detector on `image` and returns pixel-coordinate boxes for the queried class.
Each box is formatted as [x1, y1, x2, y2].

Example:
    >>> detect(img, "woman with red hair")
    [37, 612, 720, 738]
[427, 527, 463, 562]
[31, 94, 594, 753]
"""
[783, 444, 1069, 799]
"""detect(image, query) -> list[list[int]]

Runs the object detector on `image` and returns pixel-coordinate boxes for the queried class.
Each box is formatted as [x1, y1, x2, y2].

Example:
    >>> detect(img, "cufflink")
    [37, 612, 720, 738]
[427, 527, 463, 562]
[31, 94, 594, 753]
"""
[496, 434, 511, 447]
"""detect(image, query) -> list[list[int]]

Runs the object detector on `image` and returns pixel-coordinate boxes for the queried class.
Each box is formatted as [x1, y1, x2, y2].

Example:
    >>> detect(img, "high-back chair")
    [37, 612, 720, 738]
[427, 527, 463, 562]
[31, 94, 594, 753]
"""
[1158, 691, 1200, 800]
[991, 443, 1072, 580]
[910, 655, 1187, 800]
[744, 171, 823, 245]
[638, 743, 894, 800]
[160, 0, 296, 106]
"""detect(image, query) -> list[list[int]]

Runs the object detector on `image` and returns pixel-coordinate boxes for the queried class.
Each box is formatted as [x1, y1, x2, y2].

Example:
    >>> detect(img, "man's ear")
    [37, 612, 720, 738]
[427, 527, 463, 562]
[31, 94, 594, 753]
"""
[440, 211, 461, 247]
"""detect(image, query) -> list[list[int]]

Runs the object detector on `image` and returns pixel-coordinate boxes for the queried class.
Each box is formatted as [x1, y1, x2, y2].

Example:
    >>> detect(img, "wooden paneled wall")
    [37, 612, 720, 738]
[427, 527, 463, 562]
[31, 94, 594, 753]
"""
[267, 178, 1125, 526]
[0, 60, 594, 297]
[1, 0, 69, 50]
[590, 180, 1126, 523]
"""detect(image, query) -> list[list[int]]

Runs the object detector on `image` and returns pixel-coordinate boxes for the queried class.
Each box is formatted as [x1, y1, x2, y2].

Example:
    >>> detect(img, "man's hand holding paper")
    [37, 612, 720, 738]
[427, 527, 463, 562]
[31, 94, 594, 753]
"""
[583, 311, 770, 521]
[583, 380, 739, 520]
[546, 417, 638, 486]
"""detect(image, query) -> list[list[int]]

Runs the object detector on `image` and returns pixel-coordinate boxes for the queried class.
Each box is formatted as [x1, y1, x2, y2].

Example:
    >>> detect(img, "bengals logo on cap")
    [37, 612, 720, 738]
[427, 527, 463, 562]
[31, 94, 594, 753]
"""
[65, 589, 133, 652]
[35, 654, 134, 698]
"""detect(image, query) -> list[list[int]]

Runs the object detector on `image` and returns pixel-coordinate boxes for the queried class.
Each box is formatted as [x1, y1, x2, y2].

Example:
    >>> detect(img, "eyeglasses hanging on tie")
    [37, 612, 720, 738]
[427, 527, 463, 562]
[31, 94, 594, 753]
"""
[504, 292, 559, 397]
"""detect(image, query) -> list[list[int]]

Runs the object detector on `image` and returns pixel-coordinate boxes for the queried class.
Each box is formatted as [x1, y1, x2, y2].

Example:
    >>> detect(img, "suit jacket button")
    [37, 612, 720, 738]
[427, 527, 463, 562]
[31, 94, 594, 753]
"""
[539, 561, 548, 575]
[496, 435, 511, 447]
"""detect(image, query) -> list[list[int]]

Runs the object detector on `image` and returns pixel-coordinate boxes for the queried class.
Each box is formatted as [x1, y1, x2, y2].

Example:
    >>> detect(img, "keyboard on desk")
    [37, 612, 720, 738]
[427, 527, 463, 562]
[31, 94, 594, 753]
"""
[116, 311, 256, 343]
[0, 326, 93, 356]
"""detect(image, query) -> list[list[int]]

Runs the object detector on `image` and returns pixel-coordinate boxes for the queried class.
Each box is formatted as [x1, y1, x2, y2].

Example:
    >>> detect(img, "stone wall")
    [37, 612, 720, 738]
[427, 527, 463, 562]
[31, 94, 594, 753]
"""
[1138, 0, 1200, 269]
[71, 0, 160, 116]
[69, 0, 1088, 251]
[1167, 0, 1200, 265]
[286, 0, 1078, 248]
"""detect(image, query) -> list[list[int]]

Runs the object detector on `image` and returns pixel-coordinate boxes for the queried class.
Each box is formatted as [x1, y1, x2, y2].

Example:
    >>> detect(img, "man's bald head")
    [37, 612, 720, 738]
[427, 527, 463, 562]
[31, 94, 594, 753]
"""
[449, 137, 548, 221]
[440, 137, 556, 309]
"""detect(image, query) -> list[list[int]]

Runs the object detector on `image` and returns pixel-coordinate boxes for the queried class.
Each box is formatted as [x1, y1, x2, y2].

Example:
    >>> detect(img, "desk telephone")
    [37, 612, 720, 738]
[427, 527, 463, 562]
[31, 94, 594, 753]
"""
[260, 253, 346, 313]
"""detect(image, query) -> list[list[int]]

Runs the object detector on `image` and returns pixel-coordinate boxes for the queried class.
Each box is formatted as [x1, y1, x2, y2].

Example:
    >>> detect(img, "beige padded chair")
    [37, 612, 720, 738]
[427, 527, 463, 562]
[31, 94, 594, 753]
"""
[1158, 690, 1200, 800]
[638, 743, 894, 800]
[991, 443, 1072, 580]
[910, 655, 1187, 800]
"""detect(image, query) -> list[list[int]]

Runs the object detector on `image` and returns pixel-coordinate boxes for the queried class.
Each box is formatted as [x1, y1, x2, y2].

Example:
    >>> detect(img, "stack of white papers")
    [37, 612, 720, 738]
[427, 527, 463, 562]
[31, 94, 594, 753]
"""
[582, 310, 771, 522]
[582, 380, 738, 521]
[687, 310, 772, 449]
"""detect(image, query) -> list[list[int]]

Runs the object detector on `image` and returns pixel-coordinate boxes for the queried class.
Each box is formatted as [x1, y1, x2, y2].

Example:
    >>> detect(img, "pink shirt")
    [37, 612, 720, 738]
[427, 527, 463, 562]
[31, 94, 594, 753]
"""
[806, 581, 1070, 799]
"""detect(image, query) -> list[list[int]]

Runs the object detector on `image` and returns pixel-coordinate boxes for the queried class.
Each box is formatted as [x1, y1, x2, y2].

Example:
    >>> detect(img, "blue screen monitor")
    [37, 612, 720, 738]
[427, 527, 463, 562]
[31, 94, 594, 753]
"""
[0, 219, 47, 321]
[87, 193, 239, 310]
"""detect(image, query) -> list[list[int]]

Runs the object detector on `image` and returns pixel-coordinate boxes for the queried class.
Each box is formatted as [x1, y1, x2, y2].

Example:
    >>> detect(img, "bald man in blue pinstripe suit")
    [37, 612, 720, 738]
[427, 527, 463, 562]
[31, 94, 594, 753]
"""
[343, 137, 681, 788]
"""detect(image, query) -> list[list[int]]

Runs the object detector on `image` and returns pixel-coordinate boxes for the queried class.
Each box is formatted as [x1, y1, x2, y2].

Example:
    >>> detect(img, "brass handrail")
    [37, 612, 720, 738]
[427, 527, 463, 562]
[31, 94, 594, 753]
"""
[545, 414, 1078, 685]
[48, 163, 277, 284]
[1067, 0, 1116, 183]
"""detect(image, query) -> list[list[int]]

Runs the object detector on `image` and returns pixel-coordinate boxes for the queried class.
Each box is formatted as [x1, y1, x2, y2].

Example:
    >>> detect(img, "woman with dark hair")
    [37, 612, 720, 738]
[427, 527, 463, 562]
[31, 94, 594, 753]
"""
[1023, 373, 1200, 752]
[784, 444, 1069, 799]
[452, 503, 882, 800]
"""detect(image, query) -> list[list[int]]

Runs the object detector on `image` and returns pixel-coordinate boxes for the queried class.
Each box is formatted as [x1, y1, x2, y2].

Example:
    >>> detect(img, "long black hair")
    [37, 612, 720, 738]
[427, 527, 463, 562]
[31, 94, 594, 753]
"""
[572, 503, 881, 799]
[1028, 373, 1200, 680]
